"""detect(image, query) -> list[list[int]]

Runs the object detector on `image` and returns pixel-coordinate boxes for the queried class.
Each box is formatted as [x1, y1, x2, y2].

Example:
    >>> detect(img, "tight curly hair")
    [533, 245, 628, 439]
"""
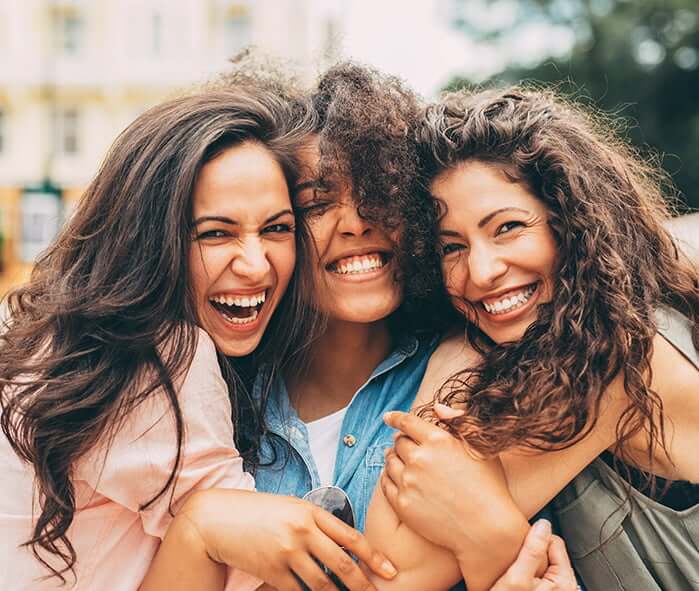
[418, 87, 698, 471]
[310, 62, 443, 329]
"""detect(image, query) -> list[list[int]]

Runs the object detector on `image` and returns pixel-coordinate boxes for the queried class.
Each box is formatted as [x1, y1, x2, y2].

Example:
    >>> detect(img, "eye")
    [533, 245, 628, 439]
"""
[263, 223, 294, 234]
[496, 221, 525, 235]
[194, 229, 229, 241]
[441, 242, 467, 257]
[298, 201, 334, 216]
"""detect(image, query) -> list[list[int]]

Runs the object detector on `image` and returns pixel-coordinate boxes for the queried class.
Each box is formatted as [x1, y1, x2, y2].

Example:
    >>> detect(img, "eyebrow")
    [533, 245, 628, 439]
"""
[293, 180, 321, 193]
[192, 209, 294, 226]
[438, 229, 462, 237]
[478, 207, 529, 228]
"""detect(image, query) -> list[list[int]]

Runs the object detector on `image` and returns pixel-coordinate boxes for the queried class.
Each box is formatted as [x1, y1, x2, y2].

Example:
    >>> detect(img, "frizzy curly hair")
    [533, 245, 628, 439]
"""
[417, 86, 698, 466]
[310, 62, 444, 329]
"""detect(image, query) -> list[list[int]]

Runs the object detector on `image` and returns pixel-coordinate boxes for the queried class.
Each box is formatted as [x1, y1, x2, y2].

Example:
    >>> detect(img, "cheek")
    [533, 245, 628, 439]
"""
[269, 242, 296, 289]
[441, 257, 467, 297]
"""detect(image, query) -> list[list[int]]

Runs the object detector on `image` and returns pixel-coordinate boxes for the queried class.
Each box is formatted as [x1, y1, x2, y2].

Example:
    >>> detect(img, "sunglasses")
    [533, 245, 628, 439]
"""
[300, 485, 357, 591]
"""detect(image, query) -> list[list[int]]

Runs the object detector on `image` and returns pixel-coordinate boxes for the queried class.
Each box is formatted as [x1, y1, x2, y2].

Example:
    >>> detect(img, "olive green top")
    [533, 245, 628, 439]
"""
[553, 308, 699, 591]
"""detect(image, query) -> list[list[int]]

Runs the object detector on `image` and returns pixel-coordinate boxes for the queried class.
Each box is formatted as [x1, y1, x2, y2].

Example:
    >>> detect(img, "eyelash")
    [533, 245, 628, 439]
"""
[262, 223, 294, 234]
[299, 201, 333, 216]
[194, 229, 227, 241]
[496, 221, 525, 235]
[441, 243, 466, 256]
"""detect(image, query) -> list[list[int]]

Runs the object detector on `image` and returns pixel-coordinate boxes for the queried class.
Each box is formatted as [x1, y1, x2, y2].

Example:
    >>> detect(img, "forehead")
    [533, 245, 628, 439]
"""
[433, 161, 541, 219]
[193, 141, 290, 211]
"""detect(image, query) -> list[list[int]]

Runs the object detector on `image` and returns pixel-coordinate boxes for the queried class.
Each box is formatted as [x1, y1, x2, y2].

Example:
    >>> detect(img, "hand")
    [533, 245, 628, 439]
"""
[179, 489, 397, 591]
[382, 406, 529, 561]
[491, 520, 578, 591]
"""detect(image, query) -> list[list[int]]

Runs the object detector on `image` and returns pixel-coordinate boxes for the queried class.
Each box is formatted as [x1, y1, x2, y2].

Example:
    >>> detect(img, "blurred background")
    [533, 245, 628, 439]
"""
[0, 0, 697, 295]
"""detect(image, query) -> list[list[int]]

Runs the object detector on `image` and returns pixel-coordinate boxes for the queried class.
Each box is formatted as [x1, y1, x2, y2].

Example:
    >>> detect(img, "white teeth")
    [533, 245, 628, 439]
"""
[209, 291, 266, 308]
[331, 254, 385, 275]
[482, 284, 537, 315]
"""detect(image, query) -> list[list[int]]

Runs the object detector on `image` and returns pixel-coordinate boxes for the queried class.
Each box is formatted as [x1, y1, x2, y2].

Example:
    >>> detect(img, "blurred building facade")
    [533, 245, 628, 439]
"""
[0, 0, 343, 292]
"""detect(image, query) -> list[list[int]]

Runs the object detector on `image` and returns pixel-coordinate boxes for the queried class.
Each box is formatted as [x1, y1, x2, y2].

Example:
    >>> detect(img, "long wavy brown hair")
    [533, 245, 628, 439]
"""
[0, 87, 317, 582]
[417, 87, 698, 470]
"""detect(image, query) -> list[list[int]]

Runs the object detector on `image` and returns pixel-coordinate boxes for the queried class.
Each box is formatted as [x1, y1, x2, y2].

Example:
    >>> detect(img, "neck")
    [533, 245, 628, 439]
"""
[288, 318, 393, 422]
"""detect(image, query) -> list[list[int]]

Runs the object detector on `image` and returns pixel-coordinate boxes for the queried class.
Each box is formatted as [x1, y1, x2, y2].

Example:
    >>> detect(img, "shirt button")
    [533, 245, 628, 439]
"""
[343, 434, 357, 447]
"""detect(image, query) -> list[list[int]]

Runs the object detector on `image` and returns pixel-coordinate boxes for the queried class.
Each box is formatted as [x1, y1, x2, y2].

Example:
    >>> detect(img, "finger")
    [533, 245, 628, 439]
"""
[547, 535, 577, 587]
[434, 402, 466, 420]
[505, 520, 552, 582]
[264, 572, 303, 591]
[383, 411, 441, 444]
[288, 553, 335, 591]
[383, 449, 405, 486]
[380, 470, 401, 510]
[307, 534, 378, 591]
[313, 507, 397, 580]
[393, 434, 420, 462]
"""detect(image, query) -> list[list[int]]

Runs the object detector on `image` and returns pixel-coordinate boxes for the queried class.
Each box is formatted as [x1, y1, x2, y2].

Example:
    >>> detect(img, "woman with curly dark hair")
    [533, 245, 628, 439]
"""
[0, 85, 399, 591]
[373, 87, 698, 590]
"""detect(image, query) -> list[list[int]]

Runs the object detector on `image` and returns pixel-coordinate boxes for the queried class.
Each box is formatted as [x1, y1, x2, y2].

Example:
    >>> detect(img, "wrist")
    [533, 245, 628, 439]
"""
[177, 490, 221, 562]
[453, 504, 529, 566]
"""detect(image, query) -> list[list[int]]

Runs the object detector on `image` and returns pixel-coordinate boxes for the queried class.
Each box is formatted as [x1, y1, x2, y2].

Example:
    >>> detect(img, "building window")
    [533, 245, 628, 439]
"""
[223, 8, 251, 56]
[54, 108, 80, 156]
[53, 10, 83, 55]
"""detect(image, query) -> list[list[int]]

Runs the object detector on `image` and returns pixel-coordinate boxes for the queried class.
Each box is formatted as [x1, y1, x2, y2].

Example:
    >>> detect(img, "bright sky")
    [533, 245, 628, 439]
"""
[318, 0, 575, 97]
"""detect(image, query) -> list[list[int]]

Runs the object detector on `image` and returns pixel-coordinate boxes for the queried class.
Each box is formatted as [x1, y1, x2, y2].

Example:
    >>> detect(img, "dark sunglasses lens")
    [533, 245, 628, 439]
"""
[303, 487, 355, 529]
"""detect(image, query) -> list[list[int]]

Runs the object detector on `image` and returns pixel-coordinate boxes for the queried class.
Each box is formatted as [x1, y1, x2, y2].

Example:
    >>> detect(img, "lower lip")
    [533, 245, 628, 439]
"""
[325, 258, 392, 283]
[479, 282, 541, 323]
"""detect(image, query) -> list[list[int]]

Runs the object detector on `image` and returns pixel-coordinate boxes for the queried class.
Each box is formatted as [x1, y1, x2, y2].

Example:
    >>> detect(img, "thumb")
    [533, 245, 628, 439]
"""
[434, 402, 466, 420]
[511, 519, 552, 577]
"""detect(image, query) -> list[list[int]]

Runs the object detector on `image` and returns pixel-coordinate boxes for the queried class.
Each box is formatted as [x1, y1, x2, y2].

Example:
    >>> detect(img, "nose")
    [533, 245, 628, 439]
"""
[468, 243, 508, 290]
[336, 202, 373, 237]
[230, 236, 270, 283]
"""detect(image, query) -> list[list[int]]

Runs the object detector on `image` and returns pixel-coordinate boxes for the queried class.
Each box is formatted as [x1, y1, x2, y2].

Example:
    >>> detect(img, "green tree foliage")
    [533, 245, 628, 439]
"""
[445, 0, 699, 210]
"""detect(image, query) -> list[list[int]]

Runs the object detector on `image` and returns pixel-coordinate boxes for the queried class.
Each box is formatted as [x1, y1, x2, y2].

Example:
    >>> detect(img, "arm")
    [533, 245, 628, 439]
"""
[358, 333, 615, 590]
[370, 329, 698, 590]
[141, 489, 399, 591]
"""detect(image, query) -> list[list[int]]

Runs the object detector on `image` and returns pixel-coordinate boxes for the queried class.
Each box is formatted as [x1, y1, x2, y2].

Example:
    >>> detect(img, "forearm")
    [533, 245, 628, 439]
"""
[453, 509, 530, 591]
[363, 484, 535, 591]
[140, 509, 225, 591]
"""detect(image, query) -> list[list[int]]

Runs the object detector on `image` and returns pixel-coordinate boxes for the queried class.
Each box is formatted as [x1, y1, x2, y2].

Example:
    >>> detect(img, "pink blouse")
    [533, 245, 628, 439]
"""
[0, 329, 261, 590]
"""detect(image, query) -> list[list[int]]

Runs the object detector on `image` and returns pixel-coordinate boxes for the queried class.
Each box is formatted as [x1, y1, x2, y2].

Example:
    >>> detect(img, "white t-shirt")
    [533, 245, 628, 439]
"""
[305, 406, 349, 486]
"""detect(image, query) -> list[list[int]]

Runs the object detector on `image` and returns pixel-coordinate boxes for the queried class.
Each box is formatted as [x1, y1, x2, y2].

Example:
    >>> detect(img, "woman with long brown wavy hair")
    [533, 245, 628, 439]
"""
[0, 84, 398, 591]
[358, 87, 699, 591]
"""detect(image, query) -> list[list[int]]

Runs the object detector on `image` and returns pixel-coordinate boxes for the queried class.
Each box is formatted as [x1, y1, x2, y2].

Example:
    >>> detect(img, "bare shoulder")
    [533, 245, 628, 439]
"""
[650, 330, 699, 408]
[414, 332, 481, 407]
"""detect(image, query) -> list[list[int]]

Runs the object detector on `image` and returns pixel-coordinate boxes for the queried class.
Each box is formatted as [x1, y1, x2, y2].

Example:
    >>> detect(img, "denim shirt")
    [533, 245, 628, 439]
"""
[251, 333, 438, 533]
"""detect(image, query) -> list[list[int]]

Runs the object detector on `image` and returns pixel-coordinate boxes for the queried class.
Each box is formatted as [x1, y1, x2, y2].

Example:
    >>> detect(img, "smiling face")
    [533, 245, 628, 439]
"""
[433, 160, 558, 344]
[189, 141, 296, 357]
[294, 139, 402, 324]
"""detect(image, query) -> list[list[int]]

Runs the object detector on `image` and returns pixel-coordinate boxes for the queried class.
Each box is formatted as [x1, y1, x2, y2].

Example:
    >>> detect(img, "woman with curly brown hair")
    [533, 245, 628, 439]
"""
[373, 87, 698, 590]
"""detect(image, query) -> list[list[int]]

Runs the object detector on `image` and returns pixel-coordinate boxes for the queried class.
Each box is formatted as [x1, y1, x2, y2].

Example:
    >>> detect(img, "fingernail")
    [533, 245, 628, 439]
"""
[383, 412, 394, 422]
[532, 519, 551, 537]
[381, 559, 397, 577]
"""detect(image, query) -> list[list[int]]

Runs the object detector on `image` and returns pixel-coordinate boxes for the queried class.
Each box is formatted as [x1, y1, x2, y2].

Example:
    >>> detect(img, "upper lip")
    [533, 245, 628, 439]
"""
[210, 287, 270, 297]
[326, 246, 393, 267]
[475, 282, 538, 303]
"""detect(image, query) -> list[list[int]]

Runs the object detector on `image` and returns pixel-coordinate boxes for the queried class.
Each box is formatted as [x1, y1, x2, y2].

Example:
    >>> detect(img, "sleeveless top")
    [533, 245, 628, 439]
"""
[552, 308, 699, 591]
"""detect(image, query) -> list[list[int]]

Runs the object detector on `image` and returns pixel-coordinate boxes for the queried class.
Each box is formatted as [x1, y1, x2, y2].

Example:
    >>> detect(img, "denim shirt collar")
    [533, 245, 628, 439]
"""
[254, 333, 420, 437]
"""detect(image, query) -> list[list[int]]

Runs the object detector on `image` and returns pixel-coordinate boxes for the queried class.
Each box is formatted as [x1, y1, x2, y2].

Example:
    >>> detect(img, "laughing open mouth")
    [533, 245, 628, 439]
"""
[327, 252, 391, 275]
[209, 291, 266, 325]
